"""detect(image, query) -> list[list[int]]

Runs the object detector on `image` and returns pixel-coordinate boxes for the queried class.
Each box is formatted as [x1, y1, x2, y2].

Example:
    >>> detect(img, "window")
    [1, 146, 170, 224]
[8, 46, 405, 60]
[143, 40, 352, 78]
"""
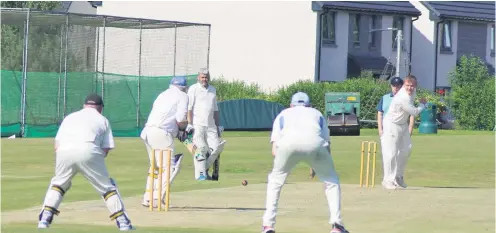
[392, 16, 404, 49]
[322, 12, 336, 45]
[352, 14, 361, 46]
[369, 15, 377, 47]
[441, 21, 452, 51]
[491, 24, 495, 56]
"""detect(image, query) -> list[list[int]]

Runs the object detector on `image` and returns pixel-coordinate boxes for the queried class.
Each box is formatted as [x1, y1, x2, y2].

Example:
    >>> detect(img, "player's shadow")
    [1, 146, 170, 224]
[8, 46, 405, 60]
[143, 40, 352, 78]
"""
[171, 206, 265, 212]
[423, 186, 483, 189]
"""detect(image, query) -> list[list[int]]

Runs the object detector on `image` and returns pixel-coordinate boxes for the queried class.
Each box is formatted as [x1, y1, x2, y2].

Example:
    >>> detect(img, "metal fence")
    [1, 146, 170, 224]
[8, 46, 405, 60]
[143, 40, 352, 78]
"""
[1, 8, 211, 137]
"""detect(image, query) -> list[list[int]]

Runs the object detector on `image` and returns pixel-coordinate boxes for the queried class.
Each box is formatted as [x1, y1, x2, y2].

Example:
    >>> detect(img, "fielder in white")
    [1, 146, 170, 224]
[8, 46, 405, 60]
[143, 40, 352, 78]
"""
[140, 76, 189, 207]
[38, 93, 134, 231]
[376, 77, 414, 189]
[186, 68, 226, 180]
[261, 92, 350, 233]
[382, 75, 426, 189]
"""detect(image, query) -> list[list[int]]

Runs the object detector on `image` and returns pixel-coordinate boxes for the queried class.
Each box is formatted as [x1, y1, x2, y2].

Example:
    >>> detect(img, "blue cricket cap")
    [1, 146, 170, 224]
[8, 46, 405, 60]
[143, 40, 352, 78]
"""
[170, 76, 187, 87]
[291, 92, 310, 106]
[390, 77, 404, 86]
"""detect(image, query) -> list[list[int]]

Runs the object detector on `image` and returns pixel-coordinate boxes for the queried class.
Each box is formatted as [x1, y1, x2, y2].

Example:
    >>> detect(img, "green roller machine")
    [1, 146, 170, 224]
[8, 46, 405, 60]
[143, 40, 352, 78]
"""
[324, 92, 361, 136]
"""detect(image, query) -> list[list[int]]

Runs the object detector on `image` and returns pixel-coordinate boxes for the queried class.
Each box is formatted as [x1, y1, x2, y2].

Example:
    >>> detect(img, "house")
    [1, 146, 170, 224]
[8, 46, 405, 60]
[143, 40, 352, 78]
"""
[410, 1, 495, 91]
[312, 1, 421, 82]
[56, 1, 102, 14]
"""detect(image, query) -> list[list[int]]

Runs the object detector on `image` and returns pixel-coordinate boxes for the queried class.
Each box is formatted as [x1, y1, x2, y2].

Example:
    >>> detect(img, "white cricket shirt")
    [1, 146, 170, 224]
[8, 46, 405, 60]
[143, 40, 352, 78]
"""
[144, 85, 189, 136]
[270, 106, 330, 146]
[187, 83, 219, 127]
[55, 108, 114, 154]
[384, 88, 425, 125]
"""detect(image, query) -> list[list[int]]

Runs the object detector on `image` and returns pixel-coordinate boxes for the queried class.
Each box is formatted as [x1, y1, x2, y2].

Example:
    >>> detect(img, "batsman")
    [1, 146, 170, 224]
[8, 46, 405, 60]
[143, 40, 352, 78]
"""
[186, 68, 226, 180]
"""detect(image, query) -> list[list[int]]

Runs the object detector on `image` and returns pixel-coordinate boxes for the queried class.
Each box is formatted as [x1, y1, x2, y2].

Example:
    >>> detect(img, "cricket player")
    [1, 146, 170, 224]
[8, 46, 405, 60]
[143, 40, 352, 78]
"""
[38, 93, 134, 231]
[186, 68, 226, 180]
[140, 76, 189, 207]
[261, 92, 350, 233]
[376, 77, 414, 189]
[382, 75, 426, 189]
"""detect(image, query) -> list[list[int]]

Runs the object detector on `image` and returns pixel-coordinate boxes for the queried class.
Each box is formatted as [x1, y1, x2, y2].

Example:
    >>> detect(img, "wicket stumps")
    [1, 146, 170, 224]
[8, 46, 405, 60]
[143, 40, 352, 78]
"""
[149, 149, 172, 211]
[359, 141, 377, 188]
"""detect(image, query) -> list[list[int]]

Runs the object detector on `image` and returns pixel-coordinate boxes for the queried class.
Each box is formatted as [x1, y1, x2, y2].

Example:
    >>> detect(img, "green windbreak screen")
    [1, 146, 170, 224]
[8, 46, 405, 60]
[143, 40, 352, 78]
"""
[218, 99, 285, 130]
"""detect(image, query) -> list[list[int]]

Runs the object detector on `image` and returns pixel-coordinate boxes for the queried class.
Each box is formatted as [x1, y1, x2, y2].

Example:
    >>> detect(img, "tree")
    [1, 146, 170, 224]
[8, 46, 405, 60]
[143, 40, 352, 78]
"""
[1, 1, 91, 72]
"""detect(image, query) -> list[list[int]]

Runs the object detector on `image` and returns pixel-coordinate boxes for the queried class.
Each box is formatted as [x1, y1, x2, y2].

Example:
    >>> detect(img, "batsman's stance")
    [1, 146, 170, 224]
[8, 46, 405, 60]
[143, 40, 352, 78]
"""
[38, 94, 134, 231]
[140, 76, 189, 207]
[186, 68, 226, 180]
[261, 92, 350, 233]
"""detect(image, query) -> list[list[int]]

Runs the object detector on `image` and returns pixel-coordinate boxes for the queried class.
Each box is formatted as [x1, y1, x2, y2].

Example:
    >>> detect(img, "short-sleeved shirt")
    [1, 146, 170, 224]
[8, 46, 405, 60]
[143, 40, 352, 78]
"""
[270, 106, 329, 146]
[55, 108, 114, 154]
[377, 93, 394, 115]
[187, 83, 219, 127]
[144, 85, 189, 136]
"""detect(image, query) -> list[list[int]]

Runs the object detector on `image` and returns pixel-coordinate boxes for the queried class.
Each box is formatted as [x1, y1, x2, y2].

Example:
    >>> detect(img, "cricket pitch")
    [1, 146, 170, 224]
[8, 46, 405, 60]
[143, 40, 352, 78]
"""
[2, 182, 493, 233]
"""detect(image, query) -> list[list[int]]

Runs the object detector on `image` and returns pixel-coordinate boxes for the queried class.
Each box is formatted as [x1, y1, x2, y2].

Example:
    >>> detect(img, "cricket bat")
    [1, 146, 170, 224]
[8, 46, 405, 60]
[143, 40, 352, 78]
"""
[178, 130, 220, 181]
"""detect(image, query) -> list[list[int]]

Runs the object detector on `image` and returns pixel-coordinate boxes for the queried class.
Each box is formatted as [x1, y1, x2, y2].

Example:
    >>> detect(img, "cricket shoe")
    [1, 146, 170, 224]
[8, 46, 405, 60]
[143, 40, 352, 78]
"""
[381, 180, 398, 190]
[117, 220, 136, 231]
[331, 223, 350, 233]
[395, 176, 408, 188]
[261, 226, 275, 233]
[196, 174, 208, 181]
[37, 221, 50, 229]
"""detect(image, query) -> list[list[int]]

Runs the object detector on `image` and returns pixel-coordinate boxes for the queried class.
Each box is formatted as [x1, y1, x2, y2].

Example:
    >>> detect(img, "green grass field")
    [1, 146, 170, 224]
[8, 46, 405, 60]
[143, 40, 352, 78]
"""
[1, 129, 494, 233]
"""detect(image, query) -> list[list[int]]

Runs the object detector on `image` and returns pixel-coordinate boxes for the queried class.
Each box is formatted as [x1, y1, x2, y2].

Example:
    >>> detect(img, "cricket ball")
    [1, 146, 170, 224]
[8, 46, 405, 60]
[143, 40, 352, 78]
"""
[242, 180, 248, 186]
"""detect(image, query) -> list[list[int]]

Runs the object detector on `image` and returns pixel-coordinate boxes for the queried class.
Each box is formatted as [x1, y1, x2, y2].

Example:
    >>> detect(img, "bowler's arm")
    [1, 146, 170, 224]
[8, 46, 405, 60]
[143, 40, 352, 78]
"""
[400, 98, 425, 117]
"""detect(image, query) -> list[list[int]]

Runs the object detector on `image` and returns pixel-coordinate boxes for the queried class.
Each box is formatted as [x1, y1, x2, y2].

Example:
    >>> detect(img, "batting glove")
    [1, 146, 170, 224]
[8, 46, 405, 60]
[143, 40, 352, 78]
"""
[186, 124, 194, 133]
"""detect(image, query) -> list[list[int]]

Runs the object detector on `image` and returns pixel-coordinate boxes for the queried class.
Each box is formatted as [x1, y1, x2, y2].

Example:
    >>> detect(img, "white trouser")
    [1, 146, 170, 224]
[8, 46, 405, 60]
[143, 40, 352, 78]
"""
[40, 145, 130, 224]
[140, 126, 175, 202]
[381, 121, 412, 184]
[192, 124, 222, 179]
[262, 137, 343, 228]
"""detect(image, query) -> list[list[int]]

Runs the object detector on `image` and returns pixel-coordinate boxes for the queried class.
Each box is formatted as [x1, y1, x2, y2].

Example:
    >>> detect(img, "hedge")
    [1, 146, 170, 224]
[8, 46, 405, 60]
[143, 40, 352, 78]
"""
[211, 71, 445, 125]
[211, 56, 495, 131]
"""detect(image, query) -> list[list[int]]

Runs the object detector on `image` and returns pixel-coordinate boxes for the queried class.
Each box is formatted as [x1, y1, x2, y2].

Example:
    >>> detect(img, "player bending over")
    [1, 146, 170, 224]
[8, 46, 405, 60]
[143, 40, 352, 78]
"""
[37, 93, 134, 231]
[261, 92, 350, 233]
[140, 76, 189, 207]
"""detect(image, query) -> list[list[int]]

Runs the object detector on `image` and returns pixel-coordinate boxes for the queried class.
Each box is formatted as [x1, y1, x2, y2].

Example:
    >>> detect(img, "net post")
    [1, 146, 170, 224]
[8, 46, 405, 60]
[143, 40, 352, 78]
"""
[137, 20, 143, 133]
[207, 25, 211, 69]
[173, 23, 177, 76]
[94, 18, 100, 93]
[63, 14, 69, 118]
[57, 22, 64, 123]
[20, 8, 31, 138]
[101, 17, 107, 106]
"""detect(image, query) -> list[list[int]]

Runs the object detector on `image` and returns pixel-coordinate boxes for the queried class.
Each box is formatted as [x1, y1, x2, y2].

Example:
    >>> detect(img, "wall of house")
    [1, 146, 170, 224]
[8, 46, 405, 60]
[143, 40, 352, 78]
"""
[436, 20, 458, 87]
[96, 1, 317, 92]
[410, 1, 436, 90]
[486, 23, 495, 68]
[68, 1, 97, 14]
[319, 11, 349, 82]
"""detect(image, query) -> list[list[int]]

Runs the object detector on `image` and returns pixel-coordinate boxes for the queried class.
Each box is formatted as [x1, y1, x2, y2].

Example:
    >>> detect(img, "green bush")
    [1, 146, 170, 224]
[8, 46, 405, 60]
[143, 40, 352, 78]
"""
[211, 71, 444, 123]
[448, 55, 495, 131]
